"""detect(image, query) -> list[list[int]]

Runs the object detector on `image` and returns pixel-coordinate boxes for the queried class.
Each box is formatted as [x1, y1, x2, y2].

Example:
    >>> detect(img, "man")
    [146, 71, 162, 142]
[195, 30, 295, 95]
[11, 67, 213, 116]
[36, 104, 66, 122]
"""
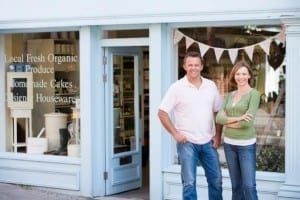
[158, 51, 223, 200]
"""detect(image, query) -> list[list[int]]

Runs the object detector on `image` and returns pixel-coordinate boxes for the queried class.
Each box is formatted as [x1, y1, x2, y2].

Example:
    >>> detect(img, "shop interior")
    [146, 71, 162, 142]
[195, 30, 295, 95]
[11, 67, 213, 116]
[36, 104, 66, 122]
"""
[5, 31, 80, 156]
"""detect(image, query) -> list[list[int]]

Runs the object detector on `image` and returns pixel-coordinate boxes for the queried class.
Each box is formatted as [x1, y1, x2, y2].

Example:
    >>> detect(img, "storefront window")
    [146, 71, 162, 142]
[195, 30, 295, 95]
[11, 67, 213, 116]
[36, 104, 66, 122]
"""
[4, 31, 80, 157]
[176, 26, 285, 172]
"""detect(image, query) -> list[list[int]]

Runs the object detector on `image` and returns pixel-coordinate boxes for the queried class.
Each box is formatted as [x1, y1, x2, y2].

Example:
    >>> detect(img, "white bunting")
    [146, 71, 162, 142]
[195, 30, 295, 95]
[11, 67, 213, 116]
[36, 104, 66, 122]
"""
[275, 30, 286, 46]
[274, 39, 281, 45]
[244, 45, 255, 61]
[174, 29, 184, 44]
[259, 39, 272, 56]
[198, 42, 210, 57]
[228, 48, 239, 64]
[185, 36, 194, 50]
[173, 29, 285, 63]
[214, 48, 224, 63]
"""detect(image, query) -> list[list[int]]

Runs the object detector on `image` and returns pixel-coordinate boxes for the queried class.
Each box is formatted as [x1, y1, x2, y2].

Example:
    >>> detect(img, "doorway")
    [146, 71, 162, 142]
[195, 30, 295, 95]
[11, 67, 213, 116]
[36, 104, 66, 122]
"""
[104, 47, 149, 198]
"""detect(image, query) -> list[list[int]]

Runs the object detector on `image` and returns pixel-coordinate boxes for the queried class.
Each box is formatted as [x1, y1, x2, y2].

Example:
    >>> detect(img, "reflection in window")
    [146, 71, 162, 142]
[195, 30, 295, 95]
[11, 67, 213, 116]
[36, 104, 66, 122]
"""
[4, 32, 80, 157]
[176, 26, 285, 172]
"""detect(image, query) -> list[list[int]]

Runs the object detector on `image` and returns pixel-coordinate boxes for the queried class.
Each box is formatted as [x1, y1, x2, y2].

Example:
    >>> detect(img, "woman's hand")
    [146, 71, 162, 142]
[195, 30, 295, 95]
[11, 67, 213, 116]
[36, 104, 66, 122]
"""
[239, 112, 253, 122]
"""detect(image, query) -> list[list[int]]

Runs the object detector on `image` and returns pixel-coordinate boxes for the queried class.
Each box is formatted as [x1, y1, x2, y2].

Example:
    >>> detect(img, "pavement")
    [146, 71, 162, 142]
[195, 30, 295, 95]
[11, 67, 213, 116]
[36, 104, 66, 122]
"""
[0, 183, 143, 200]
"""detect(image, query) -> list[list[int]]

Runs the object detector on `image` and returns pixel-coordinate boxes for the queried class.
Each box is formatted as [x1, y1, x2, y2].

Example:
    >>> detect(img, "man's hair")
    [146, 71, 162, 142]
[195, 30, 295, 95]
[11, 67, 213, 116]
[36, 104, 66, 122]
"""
[183, 51, 202, 64]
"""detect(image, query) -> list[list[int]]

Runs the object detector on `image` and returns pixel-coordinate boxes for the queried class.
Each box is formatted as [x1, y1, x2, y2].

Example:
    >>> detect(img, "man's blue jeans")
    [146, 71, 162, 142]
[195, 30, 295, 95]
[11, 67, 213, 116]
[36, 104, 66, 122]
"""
[223, 143, 258, 200]
[177, 141, 223, 200]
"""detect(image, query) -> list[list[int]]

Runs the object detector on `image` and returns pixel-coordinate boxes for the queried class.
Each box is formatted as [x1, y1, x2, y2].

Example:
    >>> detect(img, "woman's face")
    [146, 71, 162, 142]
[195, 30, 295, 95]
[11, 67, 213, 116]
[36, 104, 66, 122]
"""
[234, 66, 251, 87]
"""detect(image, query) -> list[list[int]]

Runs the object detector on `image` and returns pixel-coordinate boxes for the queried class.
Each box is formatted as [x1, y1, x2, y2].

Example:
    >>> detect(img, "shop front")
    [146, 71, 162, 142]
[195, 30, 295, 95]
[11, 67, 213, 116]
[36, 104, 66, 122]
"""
[0, 1, 300, 199]
[0, 28, 150, 197]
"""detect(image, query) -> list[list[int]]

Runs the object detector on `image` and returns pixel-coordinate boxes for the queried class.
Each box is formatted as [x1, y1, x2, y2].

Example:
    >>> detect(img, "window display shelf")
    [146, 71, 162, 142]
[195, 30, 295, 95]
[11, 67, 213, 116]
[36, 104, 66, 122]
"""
[27, 38, 79, 135]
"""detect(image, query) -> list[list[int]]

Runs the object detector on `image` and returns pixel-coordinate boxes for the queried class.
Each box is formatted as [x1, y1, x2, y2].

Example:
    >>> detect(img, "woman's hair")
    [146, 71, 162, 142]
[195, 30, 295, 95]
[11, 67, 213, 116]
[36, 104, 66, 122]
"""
[228, 60, 254, 89]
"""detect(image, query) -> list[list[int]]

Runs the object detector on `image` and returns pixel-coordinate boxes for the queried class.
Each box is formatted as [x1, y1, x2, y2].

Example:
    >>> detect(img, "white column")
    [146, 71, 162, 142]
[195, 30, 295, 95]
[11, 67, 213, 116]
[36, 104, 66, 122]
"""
[79, 26, 93, 197]
[149, 23, 171, 200]
[278, 20, 300, 199]
[80, 26, 105, 197]
[0, 35, 7, 152]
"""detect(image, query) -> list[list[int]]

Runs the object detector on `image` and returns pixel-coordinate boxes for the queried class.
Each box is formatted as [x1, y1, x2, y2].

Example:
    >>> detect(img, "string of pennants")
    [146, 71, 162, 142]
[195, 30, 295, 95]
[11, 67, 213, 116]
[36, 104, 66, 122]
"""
[173, 27, 285, 64]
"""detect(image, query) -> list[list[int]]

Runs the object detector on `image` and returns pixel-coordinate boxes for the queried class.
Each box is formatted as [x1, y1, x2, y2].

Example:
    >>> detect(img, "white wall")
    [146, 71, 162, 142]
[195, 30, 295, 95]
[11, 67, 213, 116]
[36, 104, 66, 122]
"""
[0, 0, 298, 20]
[163, 167, 285, 200]
[0, 153, 81, 191]
[0, 0, 299, 29]
[0, 35, 7, 152]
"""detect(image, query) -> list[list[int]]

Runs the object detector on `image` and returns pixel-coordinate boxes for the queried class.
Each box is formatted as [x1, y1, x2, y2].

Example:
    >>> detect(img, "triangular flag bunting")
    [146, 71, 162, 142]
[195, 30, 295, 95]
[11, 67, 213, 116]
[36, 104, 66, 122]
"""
[274, 39, 281, 45]
[259, 39, 271, 55]
[214, 48, 224, 63]
[185, 36, 194, 50]
[198, 42, 210, 57]
[244, 45, 255, 61]
[228, 48, 238, 64]
[275, 30, 286, 46]
[174, 29, 184, 44]
[174, 29, 281, 63]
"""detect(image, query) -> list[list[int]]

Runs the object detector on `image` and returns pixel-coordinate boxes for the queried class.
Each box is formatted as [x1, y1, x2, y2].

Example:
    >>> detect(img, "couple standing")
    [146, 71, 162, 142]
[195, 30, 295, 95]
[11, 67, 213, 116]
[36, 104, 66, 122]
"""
[158, 51, 260, 200]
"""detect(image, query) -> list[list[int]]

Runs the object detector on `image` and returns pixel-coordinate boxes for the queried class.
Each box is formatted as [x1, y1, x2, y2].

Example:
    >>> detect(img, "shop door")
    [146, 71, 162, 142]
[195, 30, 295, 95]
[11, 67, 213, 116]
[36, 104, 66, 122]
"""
[105, 47, 142, 195]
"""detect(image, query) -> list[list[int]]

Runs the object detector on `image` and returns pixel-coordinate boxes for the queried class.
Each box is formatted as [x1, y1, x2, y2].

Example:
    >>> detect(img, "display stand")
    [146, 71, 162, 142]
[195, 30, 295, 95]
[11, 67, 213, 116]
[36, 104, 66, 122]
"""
[11, 109, 32, 152]
[71, 107, 80, 144]
[7, 72, 33, 152]
[68, 106, 80, 157]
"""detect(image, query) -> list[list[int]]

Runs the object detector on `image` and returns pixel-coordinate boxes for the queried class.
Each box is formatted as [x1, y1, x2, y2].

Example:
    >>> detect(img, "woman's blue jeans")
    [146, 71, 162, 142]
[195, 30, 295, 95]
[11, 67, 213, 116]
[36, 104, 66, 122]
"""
[177, 141, 223, 200]
[223, 143, 258, 200]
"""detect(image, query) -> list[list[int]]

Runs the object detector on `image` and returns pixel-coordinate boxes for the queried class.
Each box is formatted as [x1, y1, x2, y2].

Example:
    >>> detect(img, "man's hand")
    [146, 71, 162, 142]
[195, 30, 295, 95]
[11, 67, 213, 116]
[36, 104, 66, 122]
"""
[212, 134, 221, 149]
[174, 132, 187, 144]
[158, 109, 187, 144]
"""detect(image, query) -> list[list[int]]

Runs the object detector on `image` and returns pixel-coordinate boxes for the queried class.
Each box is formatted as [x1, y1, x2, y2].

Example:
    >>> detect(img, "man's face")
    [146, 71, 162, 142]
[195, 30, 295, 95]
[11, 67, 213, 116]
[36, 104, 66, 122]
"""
[183, 56, 203, 79]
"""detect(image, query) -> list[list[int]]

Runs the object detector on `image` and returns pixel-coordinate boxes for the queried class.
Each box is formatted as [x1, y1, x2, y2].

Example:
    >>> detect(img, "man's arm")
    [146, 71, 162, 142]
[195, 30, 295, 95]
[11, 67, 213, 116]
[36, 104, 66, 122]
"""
[212, 112, 223, 149]
[157, 109, 186, 144]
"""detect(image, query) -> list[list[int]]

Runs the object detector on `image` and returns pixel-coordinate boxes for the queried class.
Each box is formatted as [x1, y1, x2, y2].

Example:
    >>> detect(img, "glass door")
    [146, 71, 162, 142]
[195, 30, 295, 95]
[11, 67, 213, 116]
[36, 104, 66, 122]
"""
[105, 47, 142, 195]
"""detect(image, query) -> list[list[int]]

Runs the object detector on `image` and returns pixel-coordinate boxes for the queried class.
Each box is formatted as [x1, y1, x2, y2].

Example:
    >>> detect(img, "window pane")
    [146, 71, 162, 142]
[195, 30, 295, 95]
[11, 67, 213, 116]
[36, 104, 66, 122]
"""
[4, 31, 80, 157]
[113, 55, 136, 154]
[176, 26, 285, 172]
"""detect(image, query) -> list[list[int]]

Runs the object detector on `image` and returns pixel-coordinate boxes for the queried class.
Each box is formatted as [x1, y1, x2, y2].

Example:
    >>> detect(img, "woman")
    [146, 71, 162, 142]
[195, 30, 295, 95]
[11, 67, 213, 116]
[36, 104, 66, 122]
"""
[216, 60, 260, 200]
